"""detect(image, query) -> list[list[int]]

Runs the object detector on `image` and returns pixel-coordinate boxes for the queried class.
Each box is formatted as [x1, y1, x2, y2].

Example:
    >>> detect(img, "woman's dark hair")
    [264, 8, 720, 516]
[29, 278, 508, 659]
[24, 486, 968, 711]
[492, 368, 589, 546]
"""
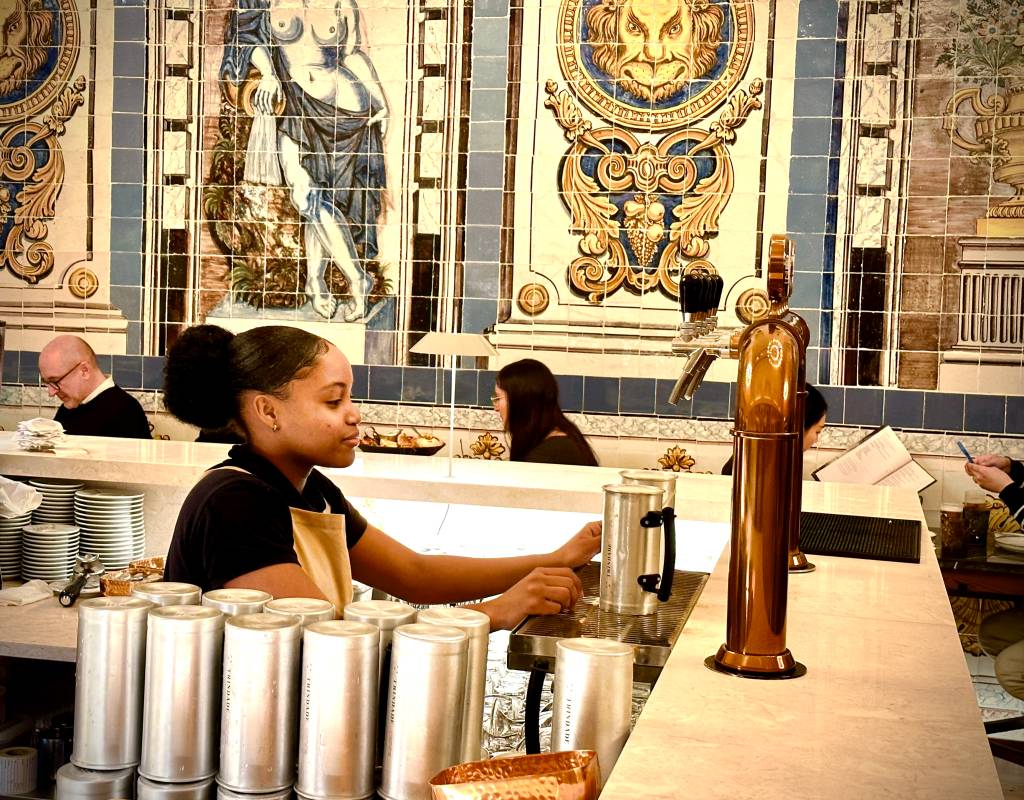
[805, 383, 828, 429]
[163, 325, 329, 432]
[496, 359, 598, 466]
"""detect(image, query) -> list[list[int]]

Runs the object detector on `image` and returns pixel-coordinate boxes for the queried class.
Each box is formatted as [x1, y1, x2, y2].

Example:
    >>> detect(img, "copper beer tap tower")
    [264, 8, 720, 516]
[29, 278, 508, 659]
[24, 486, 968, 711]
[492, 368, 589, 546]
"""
[669, 234, 810, 679]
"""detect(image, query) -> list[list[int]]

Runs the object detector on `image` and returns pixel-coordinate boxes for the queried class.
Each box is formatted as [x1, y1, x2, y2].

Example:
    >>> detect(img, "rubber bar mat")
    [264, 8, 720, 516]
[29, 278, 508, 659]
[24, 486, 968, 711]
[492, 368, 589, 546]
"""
[799, 511, 921, 564]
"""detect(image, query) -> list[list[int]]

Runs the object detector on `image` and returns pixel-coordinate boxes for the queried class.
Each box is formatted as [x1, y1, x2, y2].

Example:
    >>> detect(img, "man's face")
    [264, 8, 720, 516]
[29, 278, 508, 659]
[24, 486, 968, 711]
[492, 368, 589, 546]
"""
[38, 352, 89, 409]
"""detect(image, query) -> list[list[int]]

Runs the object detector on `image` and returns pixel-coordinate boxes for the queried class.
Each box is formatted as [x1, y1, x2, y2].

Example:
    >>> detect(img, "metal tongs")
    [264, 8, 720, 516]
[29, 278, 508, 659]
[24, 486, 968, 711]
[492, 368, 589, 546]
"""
[59, 554, 105, 608]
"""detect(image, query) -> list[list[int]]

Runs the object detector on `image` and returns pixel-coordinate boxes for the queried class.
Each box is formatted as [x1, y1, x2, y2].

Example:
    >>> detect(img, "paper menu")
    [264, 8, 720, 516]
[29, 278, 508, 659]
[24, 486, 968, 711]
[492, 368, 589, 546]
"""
[812, 425, 935, 492]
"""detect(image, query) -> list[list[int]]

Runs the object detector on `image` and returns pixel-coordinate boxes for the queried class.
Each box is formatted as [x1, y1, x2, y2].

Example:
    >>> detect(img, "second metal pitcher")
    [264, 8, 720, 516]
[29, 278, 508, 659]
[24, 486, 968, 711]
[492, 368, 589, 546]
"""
[599, 484, 675, 615]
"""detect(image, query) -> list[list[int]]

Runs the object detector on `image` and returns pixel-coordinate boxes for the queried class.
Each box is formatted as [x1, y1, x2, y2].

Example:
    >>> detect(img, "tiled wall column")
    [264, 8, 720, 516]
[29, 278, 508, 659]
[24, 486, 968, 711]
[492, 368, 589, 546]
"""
[109, 0, 150, 356]
[460, 0, 509, 335]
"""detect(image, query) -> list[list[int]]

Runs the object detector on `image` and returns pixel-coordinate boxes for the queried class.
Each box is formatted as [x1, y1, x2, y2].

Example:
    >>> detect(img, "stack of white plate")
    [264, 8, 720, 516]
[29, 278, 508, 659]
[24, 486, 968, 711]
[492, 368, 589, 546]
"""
[29, 480, 83, 525]
[74, 488, 145, 568]
[21, 523, 79, 580]
[0, 513, 31, 579]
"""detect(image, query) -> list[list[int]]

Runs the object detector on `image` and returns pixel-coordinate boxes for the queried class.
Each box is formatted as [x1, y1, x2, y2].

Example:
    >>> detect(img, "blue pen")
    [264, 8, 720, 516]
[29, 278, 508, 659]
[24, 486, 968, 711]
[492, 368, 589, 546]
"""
[957, 441, 974, 463]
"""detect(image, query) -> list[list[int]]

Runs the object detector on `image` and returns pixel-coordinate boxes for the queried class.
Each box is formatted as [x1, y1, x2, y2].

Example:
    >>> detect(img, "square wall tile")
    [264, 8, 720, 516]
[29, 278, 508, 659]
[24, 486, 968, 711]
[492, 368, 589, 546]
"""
[692, 382, 730, 419]
[401, 367, 438, 404]
[583, 376, 619, 414]
[883, 390, 924, 430]
[844, 387, 883, 427]
[965, 395, 1005, 435]
[924, 393, 965, 432]
[619, 378, 656, 416]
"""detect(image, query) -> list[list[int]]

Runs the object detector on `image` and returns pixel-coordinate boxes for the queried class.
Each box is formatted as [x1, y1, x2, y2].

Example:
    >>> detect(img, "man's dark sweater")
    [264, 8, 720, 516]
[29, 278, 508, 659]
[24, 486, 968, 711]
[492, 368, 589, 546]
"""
[55, 385, 152, 439]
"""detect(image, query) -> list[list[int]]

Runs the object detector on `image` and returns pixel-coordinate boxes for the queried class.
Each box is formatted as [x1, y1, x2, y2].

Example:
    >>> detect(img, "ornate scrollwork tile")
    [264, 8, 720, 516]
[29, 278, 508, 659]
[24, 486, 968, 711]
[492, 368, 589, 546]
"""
[658, 445, 696, 472]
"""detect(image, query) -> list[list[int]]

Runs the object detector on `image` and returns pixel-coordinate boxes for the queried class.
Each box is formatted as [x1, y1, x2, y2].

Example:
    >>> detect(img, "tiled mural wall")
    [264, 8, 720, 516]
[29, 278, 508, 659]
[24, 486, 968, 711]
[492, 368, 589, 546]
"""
[3, 0, 1024, 448]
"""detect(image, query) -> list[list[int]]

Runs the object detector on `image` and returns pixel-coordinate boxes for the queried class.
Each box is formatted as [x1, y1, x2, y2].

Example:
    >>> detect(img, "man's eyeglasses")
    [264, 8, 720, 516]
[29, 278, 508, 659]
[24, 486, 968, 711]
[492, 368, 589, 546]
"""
[43, 361, 83, 390]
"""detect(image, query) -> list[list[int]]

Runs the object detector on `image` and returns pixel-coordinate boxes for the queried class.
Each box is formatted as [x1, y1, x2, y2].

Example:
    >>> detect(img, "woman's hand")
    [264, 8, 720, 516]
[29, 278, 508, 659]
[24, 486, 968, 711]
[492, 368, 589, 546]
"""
[974, 454, 1012, 473]
[552, 521, 602, 569]
[966, 461, 1014, 493]
[479, 567, 583, 630]
[254, 72, 283, 115]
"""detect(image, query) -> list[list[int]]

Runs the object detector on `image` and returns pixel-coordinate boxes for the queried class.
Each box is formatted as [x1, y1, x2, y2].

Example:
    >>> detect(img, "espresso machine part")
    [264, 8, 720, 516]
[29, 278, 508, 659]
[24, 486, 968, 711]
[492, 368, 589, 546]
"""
[218, 613, 301, 793]
[200, 588, 271, 617]
[343, 599, 418, 766]
[600, 484, 675, 616]
[552, 638, 633, 789]
[72, 596, 154, 769]
[618, 469, 677, 509]
[264, 597, 335, 627]
[59, 554, 104, 608]
[137, 775, 216, 799]
[416, 606, 490, 764]
[55, 763, 135, 799]
[132, 582, 202, 607]
[380, 623, 469, 800]
[296, 621, 378, 800]
[140, 605, 224, 783]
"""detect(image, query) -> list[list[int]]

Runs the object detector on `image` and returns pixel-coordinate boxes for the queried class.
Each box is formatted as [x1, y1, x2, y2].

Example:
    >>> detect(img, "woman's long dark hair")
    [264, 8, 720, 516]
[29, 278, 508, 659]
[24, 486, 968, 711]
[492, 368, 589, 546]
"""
[496, 359, 598, 465]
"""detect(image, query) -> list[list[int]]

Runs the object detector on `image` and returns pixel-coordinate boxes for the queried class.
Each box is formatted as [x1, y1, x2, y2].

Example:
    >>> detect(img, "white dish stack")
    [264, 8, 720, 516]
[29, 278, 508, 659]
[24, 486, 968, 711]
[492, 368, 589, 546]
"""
[30, 480, 82, 525]
[74, 488, 146, 567]
[20, 523, 79, 581]
[0, 512, 31, 580]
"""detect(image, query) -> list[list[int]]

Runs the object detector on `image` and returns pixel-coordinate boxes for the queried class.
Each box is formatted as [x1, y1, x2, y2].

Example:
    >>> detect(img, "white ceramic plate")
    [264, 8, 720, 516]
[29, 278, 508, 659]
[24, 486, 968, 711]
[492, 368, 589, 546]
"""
[75, 488, 144, 501]
[996, 534, 1024, 554]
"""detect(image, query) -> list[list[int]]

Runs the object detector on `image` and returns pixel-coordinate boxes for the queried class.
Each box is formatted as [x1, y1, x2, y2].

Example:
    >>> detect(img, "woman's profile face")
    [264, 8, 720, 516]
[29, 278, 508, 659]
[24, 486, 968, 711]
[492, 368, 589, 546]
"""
[492, 385, 509, 428]
[274, 344, 363, 468]
[803, 414, 826, 452]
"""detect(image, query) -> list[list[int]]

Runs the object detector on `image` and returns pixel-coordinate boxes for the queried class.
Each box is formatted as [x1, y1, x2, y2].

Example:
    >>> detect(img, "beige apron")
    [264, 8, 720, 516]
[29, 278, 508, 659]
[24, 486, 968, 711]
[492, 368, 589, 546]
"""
[210, 467, 353, 611]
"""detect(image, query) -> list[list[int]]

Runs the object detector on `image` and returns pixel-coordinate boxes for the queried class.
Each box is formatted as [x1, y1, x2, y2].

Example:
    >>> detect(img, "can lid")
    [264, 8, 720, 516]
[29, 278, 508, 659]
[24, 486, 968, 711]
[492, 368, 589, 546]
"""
[619, 470, 676, 484]
[557, 637, 633, 658]
[79, 596, 153, 615]
[395, 622, 468, 650]
[416, 605, 489, 634]
[131, 581, 200, 597]
[265, 597, 335, 615]
[305, 619, 379, 643]
[150, 605, 224, 627]
[227, 611, 301, 633]
[601, 483, 662, 496]
[343, 599, 418, 628]
[202, 588, 272, 603]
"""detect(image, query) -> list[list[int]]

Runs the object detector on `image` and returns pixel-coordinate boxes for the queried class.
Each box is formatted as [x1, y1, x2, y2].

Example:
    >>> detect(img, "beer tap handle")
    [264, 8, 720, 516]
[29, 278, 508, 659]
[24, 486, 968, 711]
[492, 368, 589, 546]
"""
[658, 507, 676, 602]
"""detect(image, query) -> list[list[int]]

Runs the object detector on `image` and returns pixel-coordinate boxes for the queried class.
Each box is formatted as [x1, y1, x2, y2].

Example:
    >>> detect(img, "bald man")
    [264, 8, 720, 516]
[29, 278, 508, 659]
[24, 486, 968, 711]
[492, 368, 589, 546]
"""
[37, 335, 152, 439]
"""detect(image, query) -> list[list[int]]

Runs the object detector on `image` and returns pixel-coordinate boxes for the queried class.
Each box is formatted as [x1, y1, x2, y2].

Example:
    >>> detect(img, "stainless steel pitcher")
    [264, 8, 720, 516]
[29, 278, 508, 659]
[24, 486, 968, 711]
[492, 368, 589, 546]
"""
[599, 484, 676, 615]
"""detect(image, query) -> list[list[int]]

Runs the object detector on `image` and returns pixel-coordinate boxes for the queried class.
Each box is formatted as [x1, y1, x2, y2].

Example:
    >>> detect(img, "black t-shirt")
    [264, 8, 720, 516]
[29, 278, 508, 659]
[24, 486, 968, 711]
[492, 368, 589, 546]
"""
[521, 435, 596, 466]
[165, 446, 368, 591]
[54, 385, 152, 439]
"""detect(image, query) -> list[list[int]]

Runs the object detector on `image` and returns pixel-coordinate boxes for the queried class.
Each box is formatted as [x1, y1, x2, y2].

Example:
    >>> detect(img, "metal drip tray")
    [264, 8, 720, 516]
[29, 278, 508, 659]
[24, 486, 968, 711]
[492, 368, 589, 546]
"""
[507, 562, 709, 684]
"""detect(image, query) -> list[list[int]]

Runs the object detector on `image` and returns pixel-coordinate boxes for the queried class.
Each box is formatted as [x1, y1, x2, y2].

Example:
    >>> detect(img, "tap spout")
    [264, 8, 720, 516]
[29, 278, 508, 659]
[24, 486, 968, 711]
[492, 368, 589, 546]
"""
[668, 347, 718, 404]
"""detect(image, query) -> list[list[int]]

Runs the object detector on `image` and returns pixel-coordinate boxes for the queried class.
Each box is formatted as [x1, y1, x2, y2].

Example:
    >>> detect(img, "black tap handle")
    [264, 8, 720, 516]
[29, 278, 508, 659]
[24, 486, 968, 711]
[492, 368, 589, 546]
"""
[524, 666, 546, 755]
[658, 506, 676, 602]
[59, 573, 88, 608]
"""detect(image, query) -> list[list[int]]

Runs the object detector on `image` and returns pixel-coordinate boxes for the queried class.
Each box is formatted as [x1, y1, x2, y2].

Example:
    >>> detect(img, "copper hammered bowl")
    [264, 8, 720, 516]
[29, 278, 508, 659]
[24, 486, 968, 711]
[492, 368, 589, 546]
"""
[429, 750, 600, 800]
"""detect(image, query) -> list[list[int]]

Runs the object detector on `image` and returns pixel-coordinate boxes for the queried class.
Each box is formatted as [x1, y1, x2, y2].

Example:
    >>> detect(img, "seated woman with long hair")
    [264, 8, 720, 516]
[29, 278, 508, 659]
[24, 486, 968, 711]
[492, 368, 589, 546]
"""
[721, 383, 827, 476]
[493, 359, 598, 467]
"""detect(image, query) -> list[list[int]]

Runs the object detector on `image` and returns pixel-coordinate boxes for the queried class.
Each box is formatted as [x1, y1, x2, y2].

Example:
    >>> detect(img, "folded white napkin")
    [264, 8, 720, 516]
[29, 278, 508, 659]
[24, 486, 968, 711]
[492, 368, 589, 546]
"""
[0, 476, 42, 518]
[0, 580, 52, 607]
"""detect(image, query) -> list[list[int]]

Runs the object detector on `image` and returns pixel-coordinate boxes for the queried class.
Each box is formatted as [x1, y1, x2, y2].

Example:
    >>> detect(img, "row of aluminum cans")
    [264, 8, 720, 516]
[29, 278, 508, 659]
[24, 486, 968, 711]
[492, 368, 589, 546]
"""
[66, 584, 491, 800]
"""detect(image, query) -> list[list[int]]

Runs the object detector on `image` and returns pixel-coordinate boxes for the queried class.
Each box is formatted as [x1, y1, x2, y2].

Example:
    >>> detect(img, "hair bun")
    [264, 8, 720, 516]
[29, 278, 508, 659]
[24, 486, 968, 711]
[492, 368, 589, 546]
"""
[163, 325, 237, 430]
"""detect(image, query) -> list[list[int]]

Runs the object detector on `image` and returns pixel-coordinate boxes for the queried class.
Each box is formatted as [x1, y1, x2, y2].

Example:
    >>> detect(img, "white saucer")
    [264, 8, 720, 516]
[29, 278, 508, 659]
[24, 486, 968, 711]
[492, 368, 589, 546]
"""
[996, 534, 1024, 554]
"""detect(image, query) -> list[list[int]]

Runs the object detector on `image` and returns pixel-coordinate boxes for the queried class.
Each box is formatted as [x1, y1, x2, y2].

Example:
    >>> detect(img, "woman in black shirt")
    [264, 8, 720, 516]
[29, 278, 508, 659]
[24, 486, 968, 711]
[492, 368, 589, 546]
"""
[493, 359, 598, 467]
[163, 325, 600, 629]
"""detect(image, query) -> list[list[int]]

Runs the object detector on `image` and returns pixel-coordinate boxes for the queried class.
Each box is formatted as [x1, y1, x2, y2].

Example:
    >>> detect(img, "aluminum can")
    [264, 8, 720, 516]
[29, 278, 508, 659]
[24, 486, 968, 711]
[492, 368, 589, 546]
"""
[343, 600, 418, 765]
[55, 763, 135, 799]
[201, 588, 271, 617]
[600, 483, 664, 615]
[137, 775, 216, 799]
[140, 605, 224, 782]
[71, 596, 154, 769]
[416, 606, 490, 763]
[218, 613, 301, 793]
[380, 623, 468, 800]
[296, 621, 378, 800]
[619, 469, 677, 509]
[264, 597, 335, 627]
[552, 638, 633, 788]
[131, 582, 202, 607]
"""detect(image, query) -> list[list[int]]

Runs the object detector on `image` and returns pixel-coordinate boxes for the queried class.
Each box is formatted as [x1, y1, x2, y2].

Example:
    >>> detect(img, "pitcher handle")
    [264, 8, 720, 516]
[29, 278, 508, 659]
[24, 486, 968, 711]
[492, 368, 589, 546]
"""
[658, 507, 676, 602]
